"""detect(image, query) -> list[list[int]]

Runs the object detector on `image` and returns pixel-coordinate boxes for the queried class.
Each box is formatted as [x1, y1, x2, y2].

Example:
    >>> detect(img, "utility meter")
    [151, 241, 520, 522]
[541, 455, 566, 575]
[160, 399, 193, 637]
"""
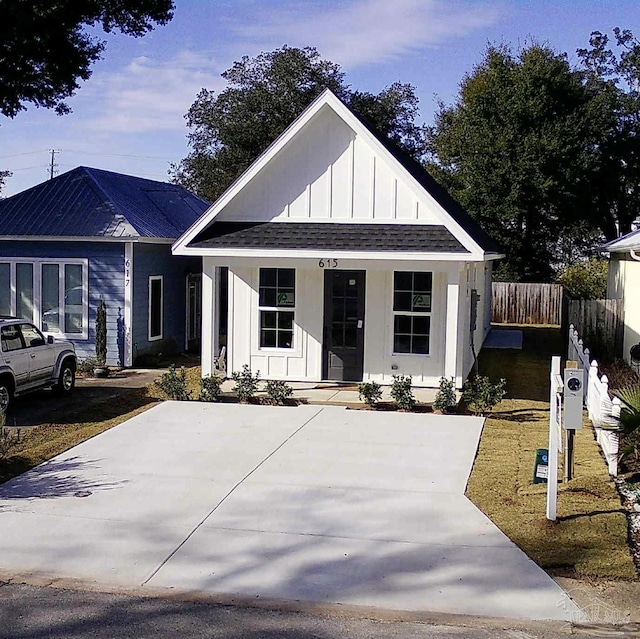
[563, 368, 584, 430]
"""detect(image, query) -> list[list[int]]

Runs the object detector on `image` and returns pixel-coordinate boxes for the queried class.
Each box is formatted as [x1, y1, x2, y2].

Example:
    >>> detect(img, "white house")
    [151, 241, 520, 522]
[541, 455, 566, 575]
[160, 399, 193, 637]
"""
[604, 227, 640, 366]
[173, 90, 503, 388]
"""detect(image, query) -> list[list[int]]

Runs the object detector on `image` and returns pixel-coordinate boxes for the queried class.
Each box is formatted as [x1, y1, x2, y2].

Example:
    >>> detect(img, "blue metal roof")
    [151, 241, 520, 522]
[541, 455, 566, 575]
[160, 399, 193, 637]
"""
[0, 167, 210, 239]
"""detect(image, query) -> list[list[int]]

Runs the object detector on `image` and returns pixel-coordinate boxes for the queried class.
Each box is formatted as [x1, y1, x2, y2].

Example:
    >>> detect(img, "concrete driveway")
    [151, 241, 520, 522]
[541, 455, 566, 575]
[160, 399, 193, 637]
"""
[0, 402, 581, 621]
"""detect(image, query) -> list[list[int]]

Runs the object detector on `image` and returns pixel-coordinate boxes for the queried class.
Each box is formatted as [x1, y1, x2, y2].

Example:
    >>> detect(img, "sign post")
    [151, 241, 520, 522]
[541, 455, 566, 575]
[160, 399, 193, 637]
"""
[546, 356, 562, 521]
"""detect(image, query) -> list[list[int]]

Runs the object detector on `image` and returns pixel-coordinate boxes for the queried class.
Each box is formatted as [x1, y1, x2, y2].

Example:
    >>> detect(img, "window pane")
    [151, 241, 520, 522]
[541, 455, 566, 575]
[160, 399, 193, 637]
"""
[261, 311, 277, 329]
[41, 264, 60, 332]
[149, 278, 162, 338]
[0, 264, 10, 316]
[277, 330, 293, 349]
[394, 334, 411, 353]
[21, 323, 45, 348]
[276, 289, 295, 307]
[412, 292, 431, 312]
[260, 268, 276, 287]
[412, 316, 430, 336]
[393, 291, 411, 312]
[394, 272, 412, 291]
[260, 287, 277, 307]
[394, 314, 412, 334]
[332, 326, 344, 347]
[261, 329, 276, 348]
[16, 263, 34, 322]
[64, 264, 83, 334]
[1, 326, 23, 352]
[413, 336, 429, 354]
[278, 311, 293, 330]
[277, 269, 294, 288]
[414, 272, 432, 292]
[344, 326, 357, 348]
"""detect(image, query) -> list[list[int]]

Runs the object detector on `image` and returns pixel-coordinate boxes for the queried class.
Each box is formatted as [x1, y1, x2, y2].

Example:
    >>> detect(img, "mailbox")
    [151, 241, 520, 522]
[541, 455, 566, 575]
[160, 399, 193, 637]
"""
[563, 368, 584, 430]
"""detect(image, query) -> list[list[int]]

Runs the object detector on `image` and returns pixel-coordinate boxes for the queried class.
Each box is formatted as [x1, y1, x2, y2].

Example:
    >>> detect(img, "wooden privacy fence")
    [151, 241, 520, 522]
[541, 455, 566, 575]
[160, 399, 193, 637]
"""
[492, 282, 565, 325]
[567, 298, 624, 360]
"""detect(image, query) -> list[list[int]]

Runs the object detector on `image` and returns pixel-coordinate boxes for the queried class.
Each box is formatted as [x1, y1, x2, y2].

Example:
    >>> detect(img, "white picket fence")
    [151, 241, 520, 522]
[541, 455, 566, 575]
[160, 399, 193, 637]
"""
[568, 324, 622, 475]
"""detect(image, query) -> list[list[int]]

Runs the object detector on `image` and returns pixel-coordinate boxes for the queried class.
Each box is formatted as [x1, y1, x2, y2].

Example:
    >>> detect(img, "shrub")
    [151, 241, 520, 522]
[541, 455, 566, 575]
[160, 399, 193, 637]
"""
[77, 356, 98, 374]
[462, 375, 506, 415]
[615, 384, 640, 467]
[232, 364, 260, 403]
[265, 379, 293, 405]
[95, 297, 107, 366]
[558, 258, 608, 300]
[156, 365, 192, 401]
[433, 377, 457, 413]
[359, 381, 382, 407]
[200, 375, 223, 402]
[0, 411, 21, 460]
[390, 374, 415, 411]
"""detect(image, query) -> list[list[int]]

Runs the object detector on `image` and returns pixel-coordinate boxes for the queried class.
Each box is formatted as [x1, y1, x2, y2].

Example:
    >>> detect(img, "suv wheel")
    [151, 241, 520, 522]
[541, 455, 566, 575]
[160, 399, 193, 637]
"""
[0, 378, 13, 412]
[53, 361, 75, 396]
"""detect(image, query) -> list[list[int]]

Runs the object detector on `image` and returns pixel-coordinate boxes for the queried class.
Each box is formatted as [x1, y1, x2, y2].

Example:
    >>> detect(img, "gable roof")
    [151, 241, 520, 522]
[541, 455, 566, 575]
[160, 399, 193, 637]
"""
[0, 166, 210, 240]
[173, 89, 503, 260]
[603, 227, 640, 252]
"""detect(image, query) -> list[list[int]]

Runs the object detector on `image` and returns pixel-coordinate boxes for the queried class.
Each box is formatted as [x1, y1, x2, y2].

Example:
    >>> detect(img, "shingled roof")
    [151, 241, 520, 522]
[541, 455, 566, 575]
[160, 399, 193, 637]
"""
[0, 167, 209, 239]
[191, 222, 469, 253]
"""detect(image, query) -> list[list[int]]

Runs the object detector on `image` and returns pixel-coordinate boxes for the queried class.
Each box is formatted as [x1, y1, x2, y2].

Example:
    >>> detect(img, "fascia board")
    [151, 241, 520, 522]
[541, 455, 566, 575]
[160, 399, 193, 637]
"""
[173, 90, 336, 253]
[0, 235, 174, 244]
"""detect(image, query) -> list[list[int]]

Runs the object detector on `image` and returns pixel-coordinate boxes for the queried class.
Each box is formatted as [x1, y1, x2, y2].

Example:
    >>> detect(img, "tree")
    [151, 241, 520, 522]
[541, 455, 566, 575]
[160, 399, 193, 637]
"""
[0, 171, 10, 197]
[0, 1, 174, 117]
[172, 46, 427, 202]
[557, 258, 608, 299]
[426, 43, 614, 281]
[578, 28, 640, 239]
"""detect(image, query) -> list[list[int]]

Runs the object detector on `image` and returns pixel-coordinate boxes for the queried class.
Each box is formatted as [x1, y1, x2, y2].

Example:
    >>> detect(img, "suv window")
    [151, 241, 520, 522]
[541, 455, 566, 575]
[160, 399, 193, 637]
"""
[20, 323, 46, 348]
[1, 325, 24, 352]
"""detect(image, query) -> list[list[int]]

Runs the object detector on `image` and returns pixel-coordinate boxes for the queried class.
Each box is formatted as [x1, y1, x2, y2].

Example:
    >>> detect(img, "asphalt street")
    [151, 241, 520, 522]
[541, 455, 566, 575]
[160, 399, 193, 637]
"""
[0, 581, 623, 639]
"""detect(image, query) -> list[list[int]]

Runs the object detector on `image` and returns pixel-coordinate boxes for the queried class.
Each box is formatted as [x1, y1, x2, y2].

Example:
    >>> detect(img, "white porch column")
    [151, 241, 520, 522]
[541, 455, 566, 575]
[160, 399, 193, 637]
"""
[444, 267, 461, 385]
[201, 258, 217, 377]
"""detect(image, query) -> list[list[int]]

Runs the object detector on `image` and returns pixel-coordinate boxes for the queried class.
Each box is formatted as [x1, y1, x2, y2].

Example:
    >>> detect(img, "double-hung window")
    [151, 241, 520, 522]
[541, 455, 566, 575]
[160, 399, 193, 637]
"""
[258, 268, 295, 349]
[393, 271, 432, 355]
[0, 259, 88, 338]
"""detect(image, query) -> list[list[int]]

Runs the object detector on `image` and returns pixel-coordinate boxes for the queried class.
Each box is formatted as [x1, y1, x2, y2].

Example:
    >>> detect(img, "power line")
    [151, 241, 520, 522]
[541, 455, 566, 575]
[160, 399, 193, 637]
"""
[0, 149, 49, 160]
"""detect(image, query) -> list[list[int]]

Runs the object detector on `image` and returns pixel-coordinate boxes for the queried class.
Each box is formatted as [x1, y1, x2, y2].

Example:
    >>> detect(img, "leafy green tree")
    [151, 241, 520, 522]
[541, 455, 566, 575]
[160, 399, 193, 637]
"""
[426, 43, 613, 281]
[578, 28, 640, 239]
[557, 258, 608, 299]
[0, 170, 10, 197]
[0, 0, 174, 117]
[172, 46, 426, 202]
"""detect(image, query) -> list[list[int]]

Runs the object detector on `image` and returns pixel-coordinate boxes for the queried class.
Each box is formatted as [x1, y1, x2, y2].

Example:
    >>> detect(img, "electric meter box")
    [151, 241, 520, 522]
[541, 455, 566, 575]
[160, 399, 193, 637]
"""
[563, 368, 584, 430]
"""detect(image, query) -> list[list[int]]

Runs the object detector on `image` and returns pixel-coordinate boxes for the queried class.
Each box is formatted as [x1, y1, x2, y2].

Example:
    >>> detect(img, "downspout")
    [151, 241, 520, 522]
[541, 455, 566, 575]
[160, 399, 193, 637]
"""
[630, 249, 640, 262]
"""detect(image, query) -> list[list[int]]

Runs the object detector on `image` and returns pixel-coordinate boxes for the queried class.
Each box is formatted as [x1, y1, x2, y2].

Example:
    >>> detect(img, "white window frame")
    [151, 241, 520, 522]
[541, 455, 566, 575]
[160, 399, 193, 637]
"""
[148, 275, 164, 341]
[257, 267, 296, 351]
[0, 258, 89, 340]
[391, 270, 433, 356]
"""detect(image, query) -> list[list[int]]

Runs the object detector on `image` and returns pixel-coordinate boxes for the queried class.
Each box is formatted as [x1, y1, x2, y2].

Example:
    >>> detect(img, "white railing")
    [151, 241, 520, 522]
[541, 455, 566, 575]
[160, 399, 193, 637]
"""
[568, 324, 622, 475]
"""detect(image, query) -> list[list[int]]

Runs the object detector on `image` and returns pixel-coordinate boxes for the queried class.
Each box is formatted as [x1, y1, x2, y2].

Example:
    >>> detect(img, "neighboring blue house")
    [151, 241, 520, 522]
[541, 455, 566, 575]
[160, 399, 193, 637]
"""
[0, 167, 209, 366]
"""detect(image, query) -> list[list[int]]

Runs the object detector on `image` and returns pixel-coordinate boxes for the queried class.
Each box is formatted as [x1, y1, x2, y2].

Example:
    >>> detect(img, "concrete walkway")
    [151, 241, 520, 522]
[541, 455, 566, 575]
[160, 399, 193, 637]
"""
[0, 403, 582, 621]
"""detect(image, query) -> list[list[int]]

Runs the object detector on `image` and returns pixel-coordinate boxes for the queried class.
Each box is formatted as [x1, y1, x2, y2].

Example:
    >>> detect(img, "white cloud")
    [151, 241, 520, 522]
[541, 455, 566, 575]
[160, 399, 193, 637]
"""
[234, 0, 501, 68]
[82, 51, 225, 133]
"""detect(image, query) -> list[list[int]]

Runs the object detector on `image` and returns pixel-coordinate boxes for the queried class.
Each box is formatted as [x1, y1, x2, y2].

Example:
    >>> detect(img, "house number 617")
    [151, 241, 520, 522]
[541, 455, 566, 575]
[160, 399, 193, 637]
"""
[318, 258, 338, 268]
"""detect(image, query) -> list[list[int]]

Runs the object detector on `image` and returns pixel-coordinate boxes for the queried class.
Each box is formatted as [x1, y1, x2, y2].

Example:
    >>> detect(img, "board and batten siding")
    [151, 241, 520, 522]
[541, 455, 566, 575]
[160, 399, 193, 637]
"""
[216, 105, 442, 225]
[0, 240, 124, 365]
[219, 258, 472, 388]
[131, 243, 201, 360]
[607, 253, 640, 363]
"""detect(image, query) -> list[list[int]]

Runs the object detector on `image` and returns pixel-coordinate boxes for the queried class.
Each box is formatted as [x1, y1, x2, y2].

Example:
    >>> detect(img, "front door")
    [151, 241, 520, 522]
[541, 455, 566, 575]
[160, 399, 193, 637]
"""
[185, 273, 202, 352]
[323, 270, 366, 382]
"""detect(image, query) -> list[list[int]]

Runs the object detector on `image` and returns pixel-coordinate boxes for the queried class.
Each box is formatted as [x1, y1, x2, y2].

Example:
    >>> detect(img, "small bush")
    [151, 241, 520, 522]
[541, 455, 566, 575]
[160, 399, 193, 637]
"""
[0, 411, 21, 460]
[95, 297, 108, 366]
[77, 357, 98, 374]
[558, 258, 608, 300]
[232, 364, 260, 403]
[462, 375, 506, 415]
[358, 381, 382, 407]
[156, 365, 192, 401]
[433, 377, 457, 413]
[390, 374, 415, 411]
[200, 375, 223, 402]
[265, 380, 293, 405]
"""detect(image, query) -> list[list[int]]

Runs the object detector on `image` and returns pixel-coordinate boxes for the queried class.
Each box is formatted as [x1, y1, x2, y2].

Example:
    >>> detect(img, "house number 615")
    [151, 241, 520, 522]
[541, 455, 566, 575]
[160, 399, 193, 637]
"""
[318, 258, 338, 268]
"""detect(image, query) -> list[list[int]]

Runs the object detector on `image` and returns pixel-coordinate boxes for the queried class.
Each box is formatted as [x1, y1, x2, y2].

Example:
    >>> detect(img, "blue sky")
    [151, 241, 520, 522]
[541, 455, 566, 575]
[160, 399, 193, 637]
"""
[2, 0, 639, 197]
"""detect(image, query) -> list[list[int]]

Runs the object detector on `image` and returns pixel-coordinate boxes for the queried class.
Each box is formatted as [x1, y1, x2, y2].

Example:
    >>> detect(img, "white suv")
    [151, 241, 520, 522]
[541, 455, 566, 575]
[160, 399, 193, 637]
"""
[0, 317, 77, 412]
